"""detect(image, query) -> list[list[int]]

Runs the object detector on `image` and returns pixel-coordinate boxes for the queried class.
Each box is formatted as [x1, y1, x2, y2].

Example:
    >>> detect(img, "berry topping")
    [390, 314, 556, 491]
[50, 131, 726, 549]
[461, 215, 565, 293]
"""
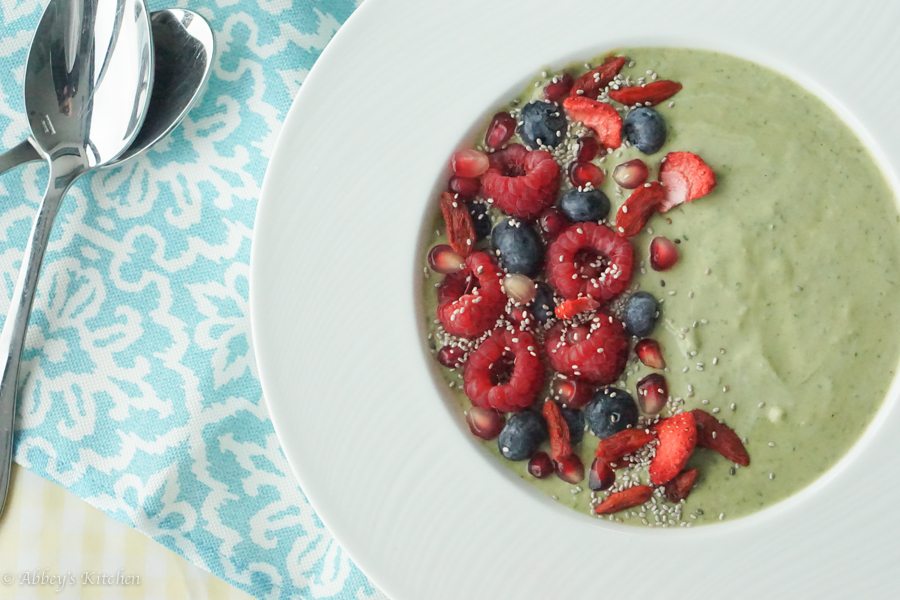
[546, 316, 630, 385]
[692, 409, 750, 467]
[464, 329, 544, 412]
[562, 96, 623, 149]
[528, 451, 555, 478]
[436, 345, 466, 368]
[635, 338, 666, 369]
[451, 148, 489, 178]
[498, 411, 547, 461]
[485, 111, 517, 149]
[584, 387, 639, 439]
[623, 107, 667, 154]
[437, 252, 505, 338]
[542, 400, 573, 462]
[622, 291, 660, 337]
[529, 282, 557, 324]
[658, 151, 717, 212]
[649, 412, 697, 485]
[551, 378, 594, 410]
[508, 305, 534, 328]
[428, 244, 465, 275]
[593, 485, 653, 515]
[491, 219, 544, 276]
[468, 202, 492, 241]
[576, 136, 601, 162]
[558, 188, 611, 223]
[518, 100, 568, 149]
[554, 296, 601, 320]
[562, 407, 585, 445]
[588, 458, 615, 491]
[567, 161, 605, 188]
[555, 454, 585, 484]
[608, 80, 683, 106]
[449, 175, 480, 199]
[481, 144, 561, 220]
[649, 236, 679, 271]
[615, 181, 666, 237]
[664, 468, 699, 503]
[466, 407, 505, 440]
[571, 55, 627, 98]
[439, 192, 477, 256]
[546, 222, 633, 301]
[502, 273, 537, 305]
[538, 207, 569, 240]
[543, 72, 574, 103]
[612, 158, 649, 189]
[636, 373, 668, 415]
[594, 428, 654, 464]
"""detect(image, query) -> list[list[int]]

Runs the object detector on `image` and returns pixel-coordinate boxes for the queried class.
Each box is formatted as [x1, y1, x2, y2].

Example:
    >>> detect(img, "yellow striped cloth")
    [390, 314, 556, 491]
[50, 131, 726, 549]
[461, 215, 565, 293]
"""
[0, 466, 252, 599]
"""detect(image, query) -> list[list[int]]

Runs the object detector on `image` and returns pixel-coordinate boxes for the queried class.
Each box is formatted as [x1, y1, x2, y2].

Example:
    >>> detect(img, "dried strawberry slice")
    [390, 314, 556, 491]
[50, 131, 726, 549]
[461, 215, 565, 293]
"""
[608, 80, 682, 106]
[542, 400, 572, 462]
[594, 485, 653, 515]
[615, 182, 666, 237]
[439, 192, 476, 257]
[546, 222, 633, 301]
[463, 329, 544, 412]
[658, 152, 716, 212]
[571, 55, 627, 98]
[692, 409, 750, 466]
[649, 412, 697, 485]
[562, 96, 623, 149]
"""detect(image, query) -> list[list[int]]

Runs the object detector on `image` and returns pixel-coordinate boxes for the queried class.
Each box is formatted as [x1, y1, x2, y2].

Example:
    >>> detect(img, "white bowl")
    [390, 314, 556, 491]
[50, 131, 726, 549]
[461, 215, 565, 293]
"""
[250, 1, 900, 598]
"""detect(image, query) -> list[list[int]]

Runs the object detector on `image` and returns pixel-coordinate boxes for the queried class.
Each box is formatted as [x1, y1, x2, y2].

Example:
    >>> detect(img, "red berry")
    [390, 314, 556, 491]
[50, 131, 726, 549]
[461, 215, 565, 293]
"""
[649, 412, 697, 486]
[612, 159, 649, 189]
[436, 345, 466, 368]
[544, 73, 574, 103]
[588, 458, 615, 491]
[481, 144, 561, 220]
[608, 80, 682, 106]
[555, 454, 585, 484]
[545, 316, 630, 385]
[463, 329, 545, 412]
[451, 148, 489, 178]
[439, 192, 476, 257]
[528, 451, 555, 478]
[427, 244, 465, 274]
[554, 296, 601, 320]
[484, 112, 517, 150]
[593, 485, 653, 515]
[650, 236, 679, 271]
[636, 373, 668, 415]
[571, 56, 627, 98]
[466, 406, 505, 440]
[664, 468, 699, 503]
[448, 176, 480, 198]
[658, 151, 716, 212]
[595, 429, 655, 465]
[562, 96, 623, 149]
[546, 222, 634, 301]
[692, 409, 750, 466]
[509, 305, 534, 328]
[568, 161, 605, 188]
[538, 207, 569, 239]
[437, 252, 505, 338]
[551, 378, 594, 409]
[576, 136, 601, 162]
[635, 338, 665, 369]
[615, 182, 666, 238]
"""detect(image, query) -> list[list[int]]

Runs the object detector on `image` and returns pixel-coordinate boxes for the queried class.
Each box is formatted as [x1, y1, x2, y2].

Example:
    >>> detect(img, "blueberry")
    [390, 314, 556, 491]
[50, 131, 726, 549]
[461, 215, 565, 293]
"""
[558, 189, 610, 222]
[562, 407, 585, 445]
[518, 101, 568, 149]
[491, 219, 543, 276]
[529, 282, 556, 323]
[623, 107, 666, 154]
[468, 202, 492, 241]
[622, 291, 659, 337]
[498, 411, 547, 460]
[584, 387, 638, 439]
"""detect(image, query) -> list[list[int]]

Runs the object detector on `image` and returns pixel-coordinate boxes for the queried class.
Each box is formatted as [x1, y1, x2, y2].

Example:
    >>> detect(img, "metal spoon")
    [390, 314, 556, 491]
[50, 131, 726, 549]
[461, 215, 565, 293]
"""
[0, 9, 214, 176]
[0, 0, 154, 517]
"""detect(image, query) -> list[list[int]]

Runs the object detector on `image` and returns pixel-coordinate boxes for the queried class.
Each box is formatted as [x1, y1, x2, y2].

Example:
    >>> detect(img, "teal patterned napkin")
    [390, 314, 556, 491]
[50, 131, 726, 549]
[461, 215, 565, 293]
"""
[0, 1, 383, 598]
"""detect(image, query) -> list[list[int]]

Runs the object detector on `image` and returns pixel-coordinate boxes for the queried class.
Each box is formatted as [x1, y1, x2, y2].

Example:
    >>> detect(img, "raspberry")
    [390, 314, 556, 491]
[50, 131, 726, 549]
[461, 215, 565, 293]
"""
[437, 252, 505, 338]
[463, 329, 544, 412]
[481, 144, 560, 220]
[545, 223, 633, 301]
[545, 315, 629, 385]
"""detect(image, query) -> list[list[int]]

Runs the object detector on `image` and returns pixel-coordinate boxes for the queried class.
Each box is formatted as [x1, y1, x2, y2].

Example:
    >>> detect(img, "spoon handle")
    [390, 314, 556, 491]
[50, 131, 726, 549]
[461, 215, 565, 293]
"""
[0, 139, 41, 178]
[0, 162, 76, 517]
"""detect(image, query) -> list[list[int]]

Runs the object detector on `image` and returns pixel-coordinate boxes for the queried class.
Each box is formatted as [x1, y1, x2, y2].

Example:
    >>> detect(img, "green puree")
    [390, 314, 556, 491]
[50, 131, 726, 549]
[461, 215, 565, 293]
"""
[422, 48, 900, 526]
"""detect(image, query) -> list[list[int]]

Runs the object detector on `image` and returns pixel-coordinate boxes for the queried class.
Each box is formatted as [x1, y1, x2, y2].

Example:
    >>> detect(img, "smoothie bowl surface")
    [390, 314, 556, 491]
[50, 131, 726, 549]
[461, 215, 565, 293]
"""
[421, 47, 900, 527]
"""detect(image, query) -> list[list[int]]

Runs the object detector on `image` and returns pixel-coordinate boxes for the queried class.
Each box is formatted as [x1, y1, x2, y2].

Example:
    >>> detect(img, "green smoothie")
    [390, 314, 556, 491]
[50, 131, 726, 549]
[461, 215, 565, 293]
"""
[422, 48, 900, 526]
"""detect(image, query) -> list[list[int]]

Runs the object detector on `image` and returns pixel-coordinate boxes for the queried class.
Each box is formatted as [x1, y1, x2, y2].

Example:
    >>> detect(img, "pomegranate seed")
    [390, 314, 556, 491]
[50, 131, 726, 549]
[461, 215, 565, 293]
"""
[451, 149, 489, 178]
[437, 345, 466, 368]
[555, 454, 585, 484]
[528, 451, 555, 478]
[484, 112, 517, 150]
[544, 73, 574, 103]
[564, 324, 591, 345]
[427, 244, 465, 274]
[551, 378, 594, 409]
[636, 373, 668, 415]
[588, 458, 615, 491]
[650, 236, 679, 271]
[538, 207, 569, 239]
[448, 176, 480, 198]
[466, 407, 505, 440]
[568, 161, 605, 188]
[635, 338, 666, 369]
[612, 158, 649, 189]
[502, 274, 537, 305]
[576, 136, 600, 162]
